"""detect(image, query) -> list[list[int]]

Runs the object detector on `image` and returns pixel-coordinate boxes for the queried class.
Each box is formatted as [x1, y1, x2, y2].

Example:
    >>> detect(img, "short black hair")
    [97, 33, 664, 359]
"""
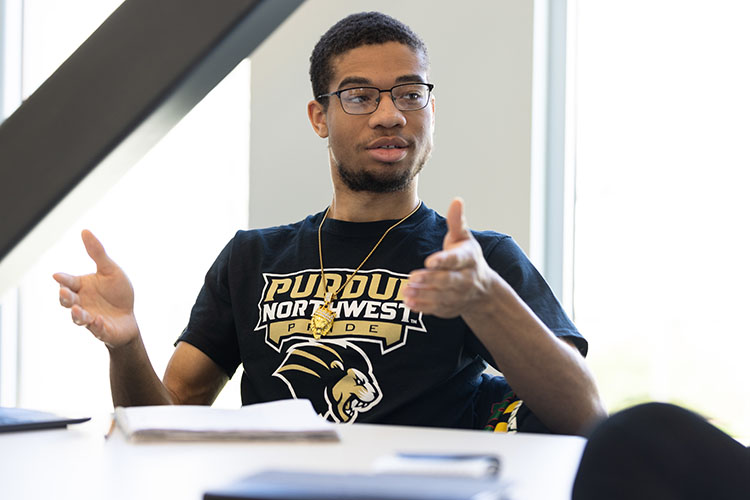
[309, 12, 429, 107]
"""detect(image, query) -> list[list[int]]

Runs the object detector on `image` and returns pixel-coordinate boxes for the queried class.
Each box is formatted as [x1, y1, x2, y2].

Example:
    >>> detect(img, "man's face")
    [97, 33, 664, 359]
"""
[309, 42, 435, 194]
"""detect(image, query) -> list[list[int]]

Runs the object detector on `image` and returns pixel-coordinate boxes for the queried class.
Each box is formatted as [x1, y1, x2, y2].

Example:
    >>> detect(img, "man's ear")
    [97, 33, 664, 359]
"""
[430, 95, 436, 131]
[308, 100, 329, 138]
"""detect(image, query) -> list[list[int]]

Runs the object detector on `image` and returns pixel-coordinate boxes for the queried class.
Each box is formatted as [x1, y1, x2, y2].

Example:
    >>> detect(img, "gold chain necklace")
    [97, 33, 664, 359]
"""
[309, 201, 422, 339]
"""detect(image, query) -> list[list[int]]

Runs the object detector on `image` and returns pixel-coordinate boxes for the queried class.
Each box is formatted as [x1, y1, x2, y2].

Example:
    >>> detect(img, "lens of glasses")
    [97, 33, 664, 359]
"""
[391, 84, 431, 110]
[340, 88, 380, 114]
[339, 84, 431, 114]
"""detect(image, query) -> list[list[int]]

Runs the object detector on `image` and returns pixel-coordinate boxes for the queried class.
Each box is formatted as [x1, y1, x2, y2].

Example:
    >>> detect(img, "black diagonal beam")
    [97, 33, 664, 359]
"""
[0, 0, 302, 274]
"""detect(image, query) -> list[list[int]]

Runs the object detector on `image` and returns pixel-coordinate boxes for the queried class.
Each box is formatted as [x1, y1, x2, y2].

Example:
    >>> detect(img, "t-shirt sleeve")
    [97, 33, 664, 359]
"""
[469, 234, 588, 358]
[176, 237, 241, 378]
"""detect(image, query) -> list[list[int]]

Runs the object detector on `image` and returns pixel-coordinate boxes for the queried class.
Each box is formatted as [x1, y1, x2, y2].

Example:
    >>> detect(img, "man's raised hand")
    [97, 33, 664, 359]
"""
[53, 230, 139, 349]
[404, 198, 498, 318]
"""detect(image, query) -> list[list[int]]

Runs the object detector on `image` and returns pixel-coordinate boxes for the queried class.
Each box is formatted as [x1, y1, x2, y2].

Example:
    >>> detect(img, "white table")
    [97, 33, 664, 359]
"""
[0, 416, 585, 499]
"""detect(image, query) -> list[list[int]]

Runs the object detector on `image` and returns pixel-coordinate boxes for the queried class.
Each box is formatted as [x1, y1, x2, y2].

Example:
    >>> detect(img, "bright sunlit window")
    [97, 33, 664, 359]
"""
[1, 0, 248, 413]
[571, 0, 750, 439]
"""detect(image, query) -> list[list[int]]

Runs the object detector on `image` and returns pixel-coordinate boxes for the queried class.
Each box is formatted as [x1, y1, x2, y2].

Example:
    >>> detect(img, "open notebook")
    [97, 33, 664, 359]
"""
[0, 407, 90, 433]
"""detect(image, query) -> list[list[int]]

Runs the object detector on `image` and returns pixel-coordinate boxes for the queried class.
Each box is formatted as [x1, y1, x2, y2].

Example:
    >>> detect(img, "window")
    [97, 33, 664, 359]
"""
[570, 0, 750, 439]
[1, 0, 248, 412]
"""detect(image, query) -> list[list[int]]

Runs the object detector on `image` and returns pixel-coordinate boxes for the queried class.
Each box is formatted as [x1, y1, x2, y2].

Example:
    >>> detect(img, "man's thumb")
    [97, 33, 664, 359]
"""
[81, 230, 116, 274]
[444, 197, 470, 246]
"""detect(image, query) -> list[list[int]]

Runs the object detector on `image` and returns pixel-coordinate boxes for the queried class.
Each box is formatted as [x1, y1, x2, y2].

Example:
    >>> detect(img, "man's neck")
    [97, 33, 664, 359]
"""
[328, 190, 420, 222]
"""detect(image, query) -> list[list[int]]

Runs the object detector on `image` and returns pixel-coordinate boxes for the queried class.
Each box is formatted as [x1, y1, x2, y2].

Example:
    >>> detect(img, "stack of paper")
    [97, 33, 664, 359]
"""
[114, 399, 338, 442]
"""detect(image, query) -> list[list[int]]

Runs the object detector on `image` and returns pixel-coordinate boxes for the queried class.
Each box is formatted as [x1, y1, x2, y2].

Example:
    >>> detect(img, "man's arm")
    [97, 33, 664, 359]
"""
[162, 342, 229, 405]
[54, 230, 226, 407]
[107, 337, 228, 406]
[403, 199, 607, 435]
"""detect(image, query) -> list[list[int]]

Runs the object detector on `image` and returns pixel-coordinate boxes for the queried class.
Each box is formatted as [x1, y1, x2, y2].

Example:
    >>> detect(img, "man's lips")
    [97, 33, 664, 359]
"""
[365, 137, 409, 163]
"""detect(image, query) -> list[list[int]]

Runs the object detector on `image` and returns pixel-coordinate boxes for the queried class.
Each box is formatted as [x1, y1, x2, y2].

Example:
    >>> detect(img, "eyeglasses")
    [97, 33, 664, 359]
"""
[317, 83, 434, 115]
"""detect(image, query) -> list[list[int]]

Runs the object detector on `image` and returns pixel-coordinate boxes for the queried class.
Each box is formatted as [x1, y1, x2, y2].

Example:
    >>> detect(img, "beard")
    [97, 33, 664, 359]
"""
[334, 151, 430, 193]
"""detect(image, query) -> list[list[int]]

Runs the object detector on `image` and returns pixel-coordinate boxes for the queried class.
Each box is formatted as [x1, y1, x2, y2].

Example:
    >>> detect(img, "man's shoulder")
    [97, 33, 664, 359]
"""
[232, 212, 321, 243]
[469, 230, 532, 272]
[218, 213, 323, 265]
[417, 206, 516, 254]
[471, 229, 514, 249]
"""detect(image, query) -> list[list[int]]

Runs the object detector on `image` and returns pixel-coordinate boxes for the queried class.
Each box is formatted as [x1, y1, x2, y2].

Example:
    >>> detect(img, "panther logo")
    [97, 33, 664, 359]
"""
[272, 339, 382, 423]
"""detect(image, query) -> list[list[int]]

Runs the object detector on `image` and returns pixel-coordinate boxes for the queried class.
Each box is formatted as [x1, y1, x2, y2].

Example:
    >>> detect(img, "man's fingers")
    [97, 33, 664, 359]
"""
[70, 304, 92, 326]
[425, 243, 474, 270]
[53, 272, 82, 293]
[403, 280, 435, 312]
[403, 280, 461, 317]
[81, 230, 116, 274]
[407, 269, 464, 293]
[425, 250, 455, 269]
[58, 287, 79, 308]
[87, 316, 109, 341]
[71, 305, 108, 340]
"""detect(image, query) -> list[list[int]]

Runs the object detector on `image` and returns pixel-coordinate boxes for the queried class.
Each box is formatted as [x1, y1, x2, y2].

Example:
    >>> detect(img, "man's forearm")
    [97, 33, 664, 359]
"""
[108, 334, 174, 407]
[463, 275, 607, 435]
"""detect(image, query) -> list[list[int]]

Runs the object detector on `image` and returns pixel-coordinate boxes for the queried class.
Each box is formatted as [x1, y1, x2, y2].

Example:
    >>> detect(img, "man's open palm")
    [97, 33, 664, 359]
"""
[53, 230, 139, 348]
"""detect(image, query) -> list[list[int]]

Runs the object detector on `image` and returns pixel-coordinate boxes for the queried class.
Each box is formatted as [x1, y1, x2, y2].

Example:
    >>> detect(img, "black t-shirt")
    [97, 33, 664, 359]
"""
[178, 203, 585, 428]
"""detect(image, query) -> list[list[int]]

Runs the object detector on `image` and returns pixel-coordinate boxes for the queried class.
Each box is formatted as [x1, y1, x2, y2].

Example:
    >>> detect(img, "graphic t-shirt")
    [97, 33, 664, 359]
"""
[178, 204, 585, 428]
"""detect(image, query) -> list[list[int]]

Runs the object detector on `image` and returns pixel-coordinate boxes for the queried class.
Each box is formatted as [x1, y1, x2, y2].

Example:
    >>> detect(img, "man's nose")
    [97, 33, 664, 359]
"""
[368, 93, 407, 128]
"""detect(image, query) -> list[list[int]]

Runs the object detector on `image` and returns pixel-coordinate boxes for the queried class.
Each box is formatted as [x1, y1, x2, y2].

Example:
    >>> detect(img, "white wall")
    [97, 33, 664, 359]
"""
[249, 0, 536, 252]
[0, 0, 542, 413]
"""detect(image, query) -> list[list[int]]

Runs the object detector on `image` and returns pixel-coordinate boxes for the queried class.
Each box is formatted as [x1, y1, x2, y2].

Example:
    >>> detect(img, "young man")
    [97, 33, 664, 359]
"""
[54, 12, 605, 435]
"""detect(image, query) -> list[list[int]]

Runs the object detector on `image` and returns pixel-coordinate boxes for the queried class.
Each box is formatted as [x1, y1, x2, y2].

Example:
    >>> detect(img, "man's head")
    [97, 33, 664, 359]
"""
[309, 12, 429, 110]
[307, 13, 434, 195]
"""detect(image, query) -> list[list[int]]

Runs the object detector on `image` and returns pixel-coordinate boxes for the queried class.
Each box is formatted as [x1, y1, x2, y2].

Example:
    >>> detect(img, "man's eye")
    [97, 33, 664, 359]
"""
[395, 89, 425, 102]
[343, 91, 374, 104]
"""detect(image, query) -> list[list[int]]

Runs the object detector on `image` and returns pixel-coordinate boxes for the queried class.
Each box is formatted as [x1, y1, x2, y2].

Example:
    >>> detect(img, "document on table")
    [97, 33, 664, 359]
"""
[113, 399, 338, 442]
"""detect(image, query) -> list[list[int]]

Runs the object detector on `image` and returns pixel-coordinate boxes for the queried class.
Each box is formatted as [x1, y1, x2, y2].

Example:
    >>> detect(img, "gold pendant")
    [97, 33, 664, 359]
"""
[310, 294, 335, 339]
